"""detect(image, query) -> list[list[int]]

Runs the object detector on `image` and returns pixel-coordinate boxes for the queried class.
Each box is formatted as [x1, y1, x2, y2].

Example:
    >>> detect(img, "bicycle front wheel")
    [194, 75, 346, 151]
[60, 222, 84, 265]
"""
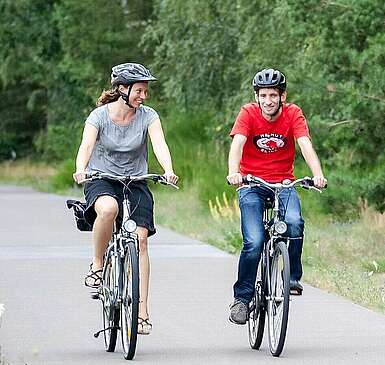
[248, 264, 265, 350]
[267, 241, 290, 357]
[120, 239, 139, 360]
[101, 255, 120, 352]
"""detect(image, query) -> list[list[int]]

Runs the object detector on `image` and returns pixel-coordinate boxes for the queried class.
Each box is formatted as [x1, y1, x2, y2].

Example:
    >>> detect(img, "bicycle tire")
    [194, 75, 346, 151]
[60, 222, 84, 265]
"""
[101, 255, 120, 352]
[120, 239, 139, 360]
[267, 241, 290, 357]
[248, 264, 266, 349]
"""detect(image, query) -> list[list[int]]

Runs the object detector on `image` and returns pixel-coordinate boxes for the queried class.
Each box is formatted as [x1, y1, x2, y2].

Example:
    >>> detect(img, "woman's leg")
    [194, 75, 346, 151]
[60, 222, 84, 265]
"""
[92, 195, 119, 270]
[136, 226, 150, 319]
[135, 226, 153, 334]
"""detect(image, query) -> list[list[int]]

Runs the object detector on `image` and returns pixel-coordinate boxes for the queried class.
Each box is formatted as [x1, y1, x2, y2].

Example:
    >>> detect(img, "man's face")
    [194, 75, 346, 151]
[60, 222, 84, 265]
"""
[256, 88, 285, 117]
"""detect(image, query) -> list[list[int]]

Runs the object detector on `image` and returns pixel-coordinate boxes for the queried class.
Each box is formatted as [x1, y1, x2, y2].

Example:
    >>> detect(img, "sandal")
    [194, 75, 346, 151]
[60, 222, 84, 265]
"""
[138, 317, 152, 335]
[84, 263, 102, 288]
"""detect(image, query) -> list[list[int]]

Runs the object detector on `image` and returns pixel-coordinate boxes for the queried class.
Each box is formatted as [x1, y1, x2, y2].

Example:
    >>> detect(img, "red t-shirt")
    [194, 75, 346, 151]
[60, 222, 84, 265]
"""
[230, 102, 310, 182]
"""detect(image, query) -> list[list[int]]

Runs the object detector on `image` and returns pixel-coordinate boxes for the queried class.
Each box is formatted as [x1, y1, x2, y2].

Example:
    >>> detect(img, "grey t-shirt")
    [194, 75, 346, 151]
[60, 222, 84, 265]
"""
[85, 104, 159, 176]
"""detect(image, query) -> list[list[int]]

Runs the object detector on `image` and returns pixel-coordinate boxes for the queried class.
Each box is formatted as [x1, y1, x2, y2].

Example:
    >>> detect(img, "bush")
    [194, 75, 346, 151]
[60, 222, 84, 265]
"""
[49, 159, 76, 191]
[34, 124, 82, 161]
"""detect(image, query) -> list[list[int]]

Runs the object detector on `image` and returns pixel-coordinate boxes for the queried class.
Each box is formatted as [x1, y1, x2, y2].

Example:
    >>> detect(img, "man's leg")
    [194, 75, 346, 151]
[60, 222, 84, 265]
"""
[279, 188, 305, 294]
[231, 187, 265, 324]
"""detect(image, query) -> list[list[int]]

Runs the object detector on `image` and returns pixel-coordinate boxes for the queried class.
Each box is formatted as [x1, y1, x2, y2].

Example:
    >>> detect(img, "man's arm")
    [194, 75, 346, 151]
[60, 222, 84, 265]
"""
[227, 134, 247, 185]
[297, 136, 327, 188]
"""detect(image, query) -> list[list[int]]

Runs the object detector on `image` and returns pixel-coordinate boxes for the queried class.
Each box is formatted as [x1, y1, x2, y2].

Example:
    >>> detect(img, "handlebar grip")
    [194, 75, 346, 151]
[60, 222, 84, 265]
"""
[226, 175, 248, 185]
[308, 179, 328, 189]
[302, 178, 328, 190]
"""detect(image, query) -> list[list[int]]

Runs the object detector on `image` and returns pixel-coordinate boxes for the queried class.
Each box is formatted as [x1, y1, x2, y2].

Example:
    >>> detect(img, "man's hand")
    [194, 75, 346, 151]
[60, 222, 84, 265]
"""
[227, 172, 243, 186]
[312, 175, 327, 189]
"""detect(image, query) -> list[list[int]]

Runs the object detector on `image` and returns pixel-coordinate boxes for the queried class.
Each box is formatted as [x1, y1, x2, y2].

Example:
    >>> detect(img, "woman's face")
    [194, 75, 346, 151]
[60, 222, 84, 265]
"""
[120, 82, 149, 108]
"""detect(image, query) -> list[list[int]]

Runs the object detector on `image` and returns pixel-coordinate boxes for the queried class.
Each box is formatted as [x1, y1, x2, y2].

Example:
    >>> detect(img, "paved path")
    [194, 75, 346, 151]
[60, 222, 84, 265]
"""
[1, 185, 385, 364]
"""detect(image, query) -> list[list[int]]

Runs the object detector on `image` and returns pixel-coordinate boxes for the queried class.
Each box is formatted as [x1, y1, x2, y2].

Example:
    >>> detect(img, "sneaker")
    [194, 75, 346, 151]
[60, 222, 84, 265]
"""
[289, 280, 303, 295]
[229, 299, 248, 325]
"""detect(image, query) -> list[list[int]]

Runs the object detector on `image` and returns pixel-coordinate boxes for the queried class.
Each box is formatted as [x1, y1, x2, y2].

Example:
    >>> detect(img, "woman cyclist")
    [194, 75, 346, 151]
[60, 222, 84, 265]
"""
[73, 62, 178, 335]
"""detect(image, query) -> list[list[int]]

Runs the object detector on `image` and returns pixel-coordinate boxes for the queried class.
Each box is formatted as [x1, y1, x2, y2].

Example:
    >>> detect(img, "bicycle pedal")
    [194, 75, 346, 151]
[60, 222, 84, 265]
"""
[90, 291, 100, 300]
[289, 289, 303, 296]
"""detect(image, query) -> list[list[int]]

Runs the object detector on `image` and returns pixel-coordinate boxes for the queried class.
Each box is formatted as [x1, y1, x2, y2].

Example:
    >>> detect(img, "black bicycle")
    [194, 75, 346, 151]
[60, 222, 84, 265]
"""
[244, 175, 323, 357]
[69, 172, 177, 360]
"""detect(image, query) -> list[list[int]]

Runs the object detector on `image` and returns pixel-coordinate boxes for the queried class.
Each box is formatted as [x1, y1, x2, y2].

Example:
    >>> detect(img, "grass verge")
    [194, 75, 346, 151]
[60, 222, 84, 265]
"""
[155, 182, 385, 313]
[2, 159, 385, 314]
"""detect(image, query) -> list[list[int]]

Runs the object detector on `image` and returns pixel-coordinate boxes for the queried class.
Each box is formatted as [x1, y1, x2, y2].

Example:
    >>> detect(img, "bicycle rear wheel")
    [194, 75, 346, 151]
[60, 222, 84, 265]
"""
[120, 239, 139, 360]
[101, 255, 120, 352]
[248, 264, 265, 349]
[267, 241, 290, 357]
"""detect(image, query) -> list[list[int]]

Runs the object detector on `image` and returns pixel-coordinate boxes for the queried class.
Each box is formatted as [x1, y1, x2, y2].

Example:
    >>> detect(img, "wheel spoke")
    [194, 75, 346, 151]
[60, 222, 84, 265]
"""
[101, 256, 119, 352]
[120, 240, 139, 360]
[267, 242, 290, 357]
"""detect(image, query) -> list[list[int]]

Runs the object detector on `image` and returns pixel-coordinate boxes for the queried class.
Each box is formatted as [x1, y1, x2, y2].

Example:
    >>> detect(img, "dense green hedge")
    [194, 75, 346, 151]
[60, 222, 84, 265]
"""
[1, 0, 384, 214]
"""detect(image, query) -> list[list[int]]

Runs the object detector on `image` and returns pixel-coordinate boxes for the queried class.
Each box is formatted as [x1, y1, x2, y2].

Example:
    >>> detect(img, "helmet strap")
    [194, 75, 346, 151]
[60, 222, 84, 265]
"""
[119, 84, 135, 109]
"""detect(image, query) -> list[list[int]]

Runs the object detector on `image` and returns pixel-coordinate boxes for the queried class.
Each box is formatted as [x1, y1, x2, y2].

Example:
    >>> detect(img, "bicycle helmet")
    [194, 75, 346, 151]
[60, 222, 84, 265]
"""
[252, 68, 286, 92]
[111, 62, 157, 86]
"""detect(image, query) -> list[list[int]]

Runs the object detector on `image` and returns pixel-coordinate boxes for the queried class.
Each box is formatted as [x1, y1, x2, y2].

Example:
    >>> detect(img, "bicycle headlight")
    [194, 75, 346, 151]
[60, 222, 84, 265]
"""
[274, 221, 287, 234]
[123, 219, 137, 233]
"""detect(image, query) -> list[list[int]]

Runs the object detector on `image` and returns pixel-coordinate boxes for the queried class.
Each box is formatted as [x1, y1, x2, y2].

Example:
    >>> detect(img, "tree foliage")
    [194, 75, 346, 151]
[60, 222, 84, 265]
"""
[0, 0, 153, 160]
[1, 0, 384, 211]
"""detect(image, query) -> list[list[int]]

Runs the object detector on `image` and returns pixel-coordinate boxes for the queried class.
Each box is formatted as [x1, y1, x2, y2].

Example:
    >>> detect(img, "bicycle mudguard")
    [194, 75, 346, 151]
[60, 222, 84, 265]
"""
[66, 199, 93, 232]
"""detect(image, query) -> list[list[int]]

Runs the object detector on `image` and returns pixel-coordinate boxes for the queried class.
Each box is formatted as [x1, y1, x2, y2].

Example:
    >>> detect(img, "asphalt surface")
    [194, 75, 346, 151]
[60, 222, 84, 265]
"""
[1, 185, 385, 365]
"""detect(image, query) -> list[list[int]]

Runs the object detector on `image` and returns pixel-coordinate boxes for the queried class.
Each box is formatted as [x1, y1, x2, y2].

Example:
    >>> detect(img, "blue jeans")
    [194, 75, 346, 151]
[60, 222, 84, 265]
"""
[233, 186, 304, 303]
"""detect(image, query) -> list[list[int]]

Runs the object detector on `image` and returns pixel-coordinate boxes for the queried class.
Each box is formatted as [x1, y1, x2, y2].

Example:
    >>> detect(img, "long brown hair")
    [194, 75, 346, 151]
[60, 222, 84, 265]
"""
[96, 85, 120, 106]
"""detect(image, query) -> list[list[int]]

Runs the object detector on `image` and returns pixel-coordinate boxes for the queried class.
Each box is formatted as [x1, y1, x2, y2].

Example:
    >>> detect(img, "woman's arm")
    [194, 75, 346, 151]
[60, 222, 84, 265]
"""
[73, 124, 98, 183]
[148, 119, 178, 183]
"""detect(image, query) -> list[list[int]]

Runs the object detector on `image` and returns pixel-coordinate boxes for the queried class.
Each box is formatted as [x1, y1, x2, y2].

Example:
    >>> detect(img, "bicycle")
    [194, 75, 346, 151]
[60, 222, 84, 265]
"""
[70, 172, 178, 360]
[242, 175, 324, 357]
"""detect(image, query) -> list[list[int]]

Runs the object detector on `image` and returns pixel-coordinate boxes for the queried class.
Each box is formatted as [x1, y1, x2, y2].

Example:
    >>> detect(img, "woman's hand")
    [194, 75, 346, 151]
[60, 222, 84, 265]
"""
[163, 171, 178, 185]
[73, 171, 87, 184]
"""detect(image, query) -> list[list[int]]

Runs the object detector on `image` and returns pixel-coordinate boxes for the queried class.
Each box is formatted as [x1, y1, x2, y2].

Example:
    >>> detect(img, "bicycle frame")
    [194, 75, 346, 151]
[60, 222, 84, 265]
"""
[105, 188, 139, 306]
[245, 174, 324, 356]
[83, 172, 178, 359]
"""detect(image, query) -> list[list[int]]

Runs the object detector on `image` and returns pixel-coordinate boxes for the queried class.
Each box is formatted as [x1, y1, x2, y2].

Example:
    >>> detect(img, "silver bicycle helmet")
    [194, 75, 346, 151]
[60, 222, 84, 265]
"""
[111, 62, 157, 86]
[252, 68, 286, 92]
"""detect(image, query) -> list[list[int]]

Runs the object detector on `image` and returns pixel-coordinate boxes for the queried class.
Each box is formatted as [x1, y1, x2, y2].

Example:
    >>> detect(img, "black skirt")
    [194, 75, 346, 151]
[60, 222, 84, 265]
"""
[84, 179, 156, 236]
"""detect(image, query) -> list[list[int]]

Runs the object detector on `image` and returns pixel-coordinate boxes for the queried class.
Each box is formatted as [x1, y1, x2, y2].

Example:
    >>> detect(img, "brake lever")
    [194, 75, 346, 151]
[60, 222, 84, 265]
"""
[166, 181, 180, 190]
[156, 176, 179, 189]
[309, 186, 322, 193]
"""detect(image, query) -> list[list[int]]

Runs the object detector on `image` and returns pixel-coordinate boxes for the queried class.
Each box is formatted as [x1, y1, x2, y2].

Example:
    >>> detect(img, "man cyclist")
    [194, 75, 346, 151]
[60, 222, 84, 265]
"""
[227, 68, 327, 325]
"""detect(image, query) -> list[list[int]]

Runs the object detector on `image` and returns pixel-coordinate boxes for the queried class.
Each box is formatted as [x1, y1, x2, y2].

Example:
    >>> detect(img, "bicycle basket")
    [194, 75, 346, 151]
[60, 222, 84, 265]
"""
[66, 199, 93, 232]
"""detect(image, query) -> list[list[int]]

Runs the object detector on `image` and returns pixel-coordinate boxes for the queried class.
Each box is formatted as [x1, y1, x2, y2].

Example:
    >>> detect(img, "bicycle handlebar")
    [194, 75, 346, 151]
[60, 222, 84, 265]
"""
[242, 174, 326, 193]
[79, 172, 179, 189]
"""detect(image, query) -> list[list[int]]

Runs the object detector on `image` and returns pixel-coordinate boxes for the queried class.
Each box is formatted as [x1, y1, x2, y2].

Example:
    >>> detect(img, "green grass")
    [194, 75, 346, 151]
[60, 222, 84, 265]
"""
[154, 185, 385, 313]
[153, 185, 242, 253]
[0, 160, 56, 191]
[2, 160, 385, 313]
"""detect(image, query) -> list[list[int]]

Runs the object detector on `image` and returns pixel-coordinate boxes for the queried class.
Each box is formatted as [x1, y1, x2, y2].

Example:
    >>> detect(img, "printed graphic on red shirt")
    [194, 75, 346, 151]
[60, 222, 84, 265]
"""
[253, 133, 287, 153]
